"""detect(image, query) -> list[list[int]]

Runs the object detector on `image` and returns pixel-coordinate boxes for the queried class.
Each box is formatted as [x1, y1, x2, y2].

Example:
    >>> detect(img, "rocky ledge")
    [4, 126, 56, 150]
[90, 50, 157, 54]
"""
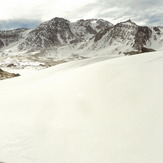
[0, 68, 20, 80]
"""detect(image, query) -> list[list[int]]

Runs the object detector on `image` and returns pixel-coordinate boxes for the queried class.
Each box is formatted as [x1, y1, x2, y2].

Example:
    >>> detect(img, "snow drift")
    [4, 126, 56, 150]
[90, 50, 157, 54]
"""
[0, 51, 163, 163]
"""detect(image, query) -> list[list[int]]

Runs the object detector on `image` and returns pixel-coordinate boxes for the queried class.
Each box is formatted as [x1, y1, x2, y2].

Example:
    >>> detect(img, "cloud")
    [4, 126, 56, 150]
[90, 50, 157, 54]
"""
[0, 19, 41, 30]
[93, 0, 163, 25]
[0, 0, 163, 29]
[82, 0, 163, 26]
[0, 0, 96, 21]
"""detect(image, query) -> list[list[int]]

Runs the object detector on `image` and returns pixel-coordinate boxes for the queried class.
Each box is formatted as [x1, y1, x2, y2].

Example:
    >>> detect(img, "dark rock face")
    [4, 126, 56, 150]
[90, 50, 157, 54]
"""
[0, 39, 4, 48]
[94, 28, 111, 42]
[124, 47, 155, 55]
[141, 47, 155, 53]
[153, 27, 160, 34]
[133, 26, 153, 51]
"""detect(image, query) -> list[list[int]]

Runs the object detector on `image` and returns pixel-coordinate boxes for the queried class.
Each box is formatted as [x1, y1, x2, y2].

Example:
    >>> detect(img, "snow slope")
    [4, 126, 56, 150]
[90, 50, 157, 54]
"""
[0, 52, 163, 163]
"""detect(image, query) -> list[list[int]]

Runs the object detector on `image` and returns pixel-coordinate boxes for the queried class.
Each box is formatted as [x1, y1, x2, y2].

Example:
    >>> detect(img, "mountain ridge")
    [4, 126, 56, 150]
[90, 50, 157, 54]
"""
[0, 17, 163, 71]
[0, 18, 163, 53]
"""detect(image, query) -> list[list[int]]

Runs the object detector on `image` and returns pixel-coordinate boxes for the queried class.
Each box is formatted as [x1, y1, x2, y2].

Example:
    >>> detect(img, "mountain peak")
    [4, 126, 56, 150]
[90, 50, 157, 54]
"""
[120, 19, 137, 26]
[126, 19, 132, 22]
[50, 17, 69, 23]
[38, 17, 70, 29]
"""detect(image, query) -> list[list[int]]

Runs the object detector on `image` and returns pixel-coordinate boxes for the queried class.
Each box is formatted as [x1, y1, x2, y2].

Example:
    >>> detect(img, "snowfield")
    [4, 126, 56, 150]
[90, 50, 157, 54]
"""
[0, 51, 163, 163]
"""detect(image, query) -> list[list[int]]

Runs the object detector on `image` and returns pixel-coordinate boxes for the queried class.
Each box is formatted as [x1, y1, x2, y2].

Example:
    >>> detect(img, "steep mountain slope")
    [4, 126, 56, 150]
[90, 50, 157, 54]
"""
[0, 51, 163, 163]
[0, 28, 29, 49]
[18, 18, 79, 51]
[71, 19, 113, 40]
[18, 18, 113, 52]
[0, 28, 31, 57]
[88, 20, 163, 54]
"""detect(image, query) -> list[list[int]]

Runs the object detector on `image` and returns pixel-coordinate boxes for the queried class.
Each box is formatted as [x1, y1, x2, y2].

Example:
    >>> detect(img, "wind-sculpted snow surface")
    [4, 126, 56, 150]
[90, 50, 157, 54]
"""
[0, 51, 163, 163]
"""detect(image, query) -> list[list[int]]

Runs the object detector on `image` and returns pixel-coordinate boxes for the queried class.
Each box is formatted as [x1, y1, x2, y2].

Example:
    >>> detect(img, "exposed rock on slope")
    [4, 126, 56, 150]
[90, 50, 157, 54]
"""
[0, 28, 28, 47]
[0, 68, 20, 80]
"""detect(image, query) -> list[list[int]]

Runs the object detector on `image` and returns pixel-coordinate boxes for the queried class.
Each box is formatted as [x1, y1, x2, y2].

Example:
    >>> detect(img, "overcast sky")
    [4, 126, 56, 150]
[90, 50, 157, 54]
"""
[0, 0, 163, 29]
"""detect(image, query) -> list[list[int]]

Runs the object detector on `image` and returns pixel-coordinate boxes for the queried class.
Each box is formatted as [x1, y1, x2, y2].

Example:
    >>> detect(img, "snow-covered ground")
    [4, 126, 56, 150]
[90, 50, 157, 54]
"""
[0, 51, 163, 163]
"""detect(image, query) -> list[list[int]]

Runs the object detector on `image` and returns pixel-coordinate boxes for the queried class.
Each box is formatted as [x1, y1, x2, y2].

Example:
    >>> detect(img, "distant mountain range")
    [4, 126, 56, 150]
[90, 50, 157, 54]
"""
[0, 17, 163, 70]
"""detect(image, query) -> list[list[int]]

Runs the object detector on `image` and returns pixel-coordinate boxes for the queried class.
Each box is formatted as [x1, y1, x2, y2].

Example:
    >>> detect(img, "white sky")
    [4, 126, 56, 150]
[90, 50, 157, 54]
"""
[0, 0, 97, 21]
[0, 0, 163, 27]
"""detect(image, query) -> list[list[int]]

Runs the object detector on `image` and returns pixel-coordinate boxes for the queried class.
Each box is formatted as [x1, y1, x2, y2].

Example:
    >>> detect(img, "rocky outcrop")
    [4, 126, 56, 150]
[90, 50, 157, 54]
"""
[0, 68, 20, 80]
[133, 26, 153, 51]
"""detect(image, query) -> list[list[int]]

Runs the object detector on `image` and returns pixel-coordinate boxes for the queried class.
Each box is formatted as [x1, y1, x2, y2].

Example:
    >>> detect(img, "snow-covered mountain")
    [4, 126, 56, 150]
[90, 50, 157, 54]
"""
[1, 18, 163, 55]
[87, 20, 163, 54]
[18, 18, 79, 51]
[0, 17, 163, 70]
[17, 18, 113, 52]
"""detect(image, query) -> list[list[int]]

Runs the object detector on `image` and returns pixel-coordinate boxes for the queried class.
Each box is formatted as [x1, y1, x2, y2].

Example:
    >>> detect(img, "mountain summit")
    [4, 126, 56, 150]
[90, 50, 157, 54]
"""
[17, 18, 113, 52]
